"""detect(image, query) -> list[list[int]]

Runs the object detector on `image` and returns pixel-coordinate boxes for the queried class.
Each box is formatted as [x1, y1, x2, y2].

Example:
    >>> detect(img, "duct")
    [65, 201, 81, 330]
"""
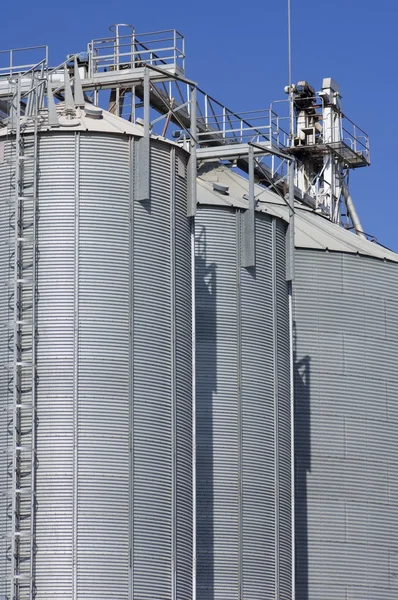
[342, 185, 366, 240]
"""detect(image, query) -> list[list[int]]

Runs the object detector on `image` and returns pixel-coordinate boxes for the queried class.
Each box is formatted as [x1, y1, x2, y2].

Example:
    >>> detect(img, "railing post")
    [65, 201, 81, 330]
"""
[132, 31, 136, 68]
[173, 30, 177, 71]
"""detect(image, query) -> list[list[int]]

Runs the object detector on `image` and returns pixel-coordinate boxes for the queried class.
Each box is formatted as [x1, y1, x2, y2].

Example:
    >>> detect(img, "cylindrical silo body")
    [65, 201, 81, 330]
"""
[294, 248, 398, 600]
[195, 200, 292, 599]
[0, 116, 193, 599]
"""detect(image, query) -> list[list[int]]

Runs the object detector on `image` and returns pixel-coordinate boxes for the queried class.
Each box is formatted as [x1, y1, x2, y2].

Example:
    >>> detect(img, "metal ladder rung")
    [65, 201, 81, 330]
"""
[6, 362, 34, 370]
[8, 319, 33, 327]
[15, 489, 32, 497]
[15, 446, 33, 453]
[9, 77, 40, 596]
[6, 278, 33, 286]
[6, 403, 34, 411]
[5, 237, 34, 246]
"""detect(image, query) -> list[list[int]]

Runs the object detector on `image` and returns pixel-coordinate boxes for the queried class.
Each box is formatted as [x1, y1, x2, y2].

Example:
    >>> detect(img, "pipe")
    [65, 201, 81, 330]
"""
[342, 185, 366, 240]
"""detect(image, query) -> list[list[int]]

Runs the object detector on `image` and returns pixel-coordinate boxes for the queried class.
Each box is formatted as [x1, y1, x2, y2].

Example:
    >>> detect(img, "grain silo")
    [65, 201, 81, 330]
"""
[1, 20, 396, 600]
[195, 167, 293, 600]
[293, 230, 398, 600]
[285, 78, 398, 600]
[198, 161, 398, 600]
[0, 59, 193, 599]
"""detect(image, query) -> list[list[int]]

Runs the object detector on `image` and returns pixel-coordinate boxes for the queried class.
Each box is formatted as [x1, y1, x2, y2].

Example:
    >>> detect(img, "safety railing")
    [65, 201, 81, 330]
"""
[191, 85, 290, 149]
[340, 115, 370, 165]
[0, 45, 48, 76]
[88, 29, 185, 77]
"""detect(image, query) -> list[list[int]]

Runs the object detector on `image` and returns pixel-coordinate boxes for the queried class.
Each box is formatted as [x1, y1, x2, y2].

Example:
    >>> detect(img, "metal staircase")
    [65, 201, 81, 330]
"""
[7, 72, 40, 600]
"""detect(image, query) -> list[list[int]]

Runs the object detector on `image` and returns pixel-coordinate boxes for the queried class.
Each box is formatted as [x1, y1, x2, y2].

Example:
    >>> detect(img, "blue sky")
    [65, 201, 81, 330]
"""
[4, 0, 397, 250]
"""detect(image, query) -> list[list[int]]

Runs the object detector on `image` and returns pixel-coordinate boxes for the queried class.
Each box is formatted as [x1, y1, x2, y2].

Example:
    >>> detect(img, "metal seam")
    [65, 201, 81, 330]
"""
[289, 277, 295, 600]
[237, 209, 243, 600]
[128, 136, 134, 600]
[273, 217, 280, 600]
[72, 131, 80, 600]
[191, 209, 197, 600]
[170, 145, 177, 600]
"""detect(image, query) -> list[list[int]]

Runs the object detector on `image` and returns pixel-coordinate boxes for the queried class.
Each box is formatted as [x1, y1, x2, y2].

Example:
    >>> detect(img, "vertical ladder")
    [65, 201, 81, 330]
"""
[7, 74, 39, 600]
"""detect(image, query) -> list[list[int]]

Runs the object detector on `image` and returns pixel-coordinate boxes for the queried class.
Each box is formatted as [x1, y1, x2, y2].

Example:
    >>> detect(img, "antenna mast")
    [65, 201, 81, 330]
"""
[288, 0, 294, 144]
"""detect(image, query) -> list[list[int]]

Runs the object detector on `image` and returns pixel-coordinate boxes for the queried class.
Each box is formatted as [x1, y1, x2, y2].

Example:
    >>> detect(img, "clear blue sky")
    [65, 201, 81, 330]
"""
[4, 0, 397, 250]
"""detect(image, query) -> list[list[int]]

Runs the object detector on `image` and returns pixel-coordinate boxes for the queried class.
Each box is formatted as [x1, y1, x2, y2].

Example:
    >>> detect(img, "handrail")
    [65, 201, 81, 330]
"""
[0, 45, 48, 76]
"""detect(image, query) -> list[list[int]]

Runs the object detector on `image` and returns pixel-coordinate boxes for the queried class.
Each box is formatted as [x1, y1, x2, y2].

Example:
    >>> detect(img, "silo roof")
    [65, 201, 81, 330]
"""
[0, 104, 186, 148]
[0, 103, 145, 138]
[197, 166, 398, 263]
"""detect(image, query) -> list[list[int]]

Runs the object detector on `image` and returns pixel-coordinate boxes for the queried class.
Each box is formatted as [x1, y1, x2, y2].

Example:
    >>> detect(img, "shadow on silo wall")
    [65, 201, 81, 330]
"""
[294, 320, 311, 600]
[195, 225, 217, 600]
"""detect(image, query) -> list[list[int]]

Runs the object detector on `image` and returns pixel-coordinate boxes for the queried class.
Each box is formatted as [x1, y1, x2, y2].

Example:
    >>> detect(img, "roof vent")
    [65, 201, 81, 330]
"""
[213, 182, 229, 195]
[85, 105, 103, 119]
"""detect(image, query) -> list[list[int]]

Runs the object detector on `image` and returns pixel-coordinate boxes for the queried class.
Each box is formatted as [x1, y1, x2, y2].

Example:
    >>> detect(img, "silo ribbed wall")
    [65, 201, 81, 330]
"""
[195, 206, 292, 600]
[0, 132, 193, 599]
[294, 249, 398, 600]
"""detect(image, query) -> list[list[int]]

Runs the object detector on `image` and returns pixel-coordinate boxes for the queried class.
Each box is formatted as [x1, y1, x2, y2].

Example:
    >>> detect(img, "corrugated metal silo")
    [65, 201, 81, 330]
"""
[196, 163, 398, 600]
[195, 170, 293, 599]
[0, 107, 193, 599]
[294, 242, 398, 600]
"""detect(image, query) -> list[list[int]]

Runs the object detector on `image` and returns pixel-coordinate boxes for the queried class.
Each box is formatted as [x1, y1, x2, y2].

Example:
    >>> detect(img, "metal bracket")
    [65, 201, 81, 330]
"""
[46, 81, 59, 127]
[286, 160, 295, 282]
[241, 145, 256, 268]
[63, 65, 75, 111]
[187, 86, 197, 217]
[135, 69, 151, 203]
[73, 58, 85, 108]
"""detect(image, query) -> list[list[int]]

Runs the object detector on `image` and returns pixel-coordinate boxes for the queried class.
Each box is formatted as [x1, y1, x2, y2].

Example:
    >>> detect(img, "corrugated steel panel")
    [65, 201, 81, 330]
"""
[77, 133, 131, 599]
[132, 140, 173, 599]
[131, 140, 193, 600]
[196, 207, 240, 600]
[240, 214, 275, 599]
[35, 134, 76, 598]
[294, 249, 398, 600]
[0, 132, 193, 599]
[275, 219, 292, 600]
[195, 207, 292, 599]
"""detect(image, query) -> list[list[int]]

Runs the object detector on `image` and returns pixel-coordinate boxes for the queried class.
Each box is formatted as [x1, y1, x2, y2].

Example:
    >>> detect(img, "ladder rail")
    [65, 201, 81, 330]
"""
[29, 79, 39, 599]
[7, 72, 39, 600]
[10, 76, 22, 600]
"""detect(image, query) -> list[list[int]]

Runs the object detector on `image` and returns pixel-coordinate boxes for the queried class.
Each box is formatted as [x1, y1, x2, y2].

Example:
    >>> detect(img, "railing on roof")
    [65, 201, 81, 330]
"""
[195, 103, 285, 147]
[0, 45, 48, 76]
[326, 115, 370, 167]
[87, 29, 185, 77]
[272, 96, 370, 168]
